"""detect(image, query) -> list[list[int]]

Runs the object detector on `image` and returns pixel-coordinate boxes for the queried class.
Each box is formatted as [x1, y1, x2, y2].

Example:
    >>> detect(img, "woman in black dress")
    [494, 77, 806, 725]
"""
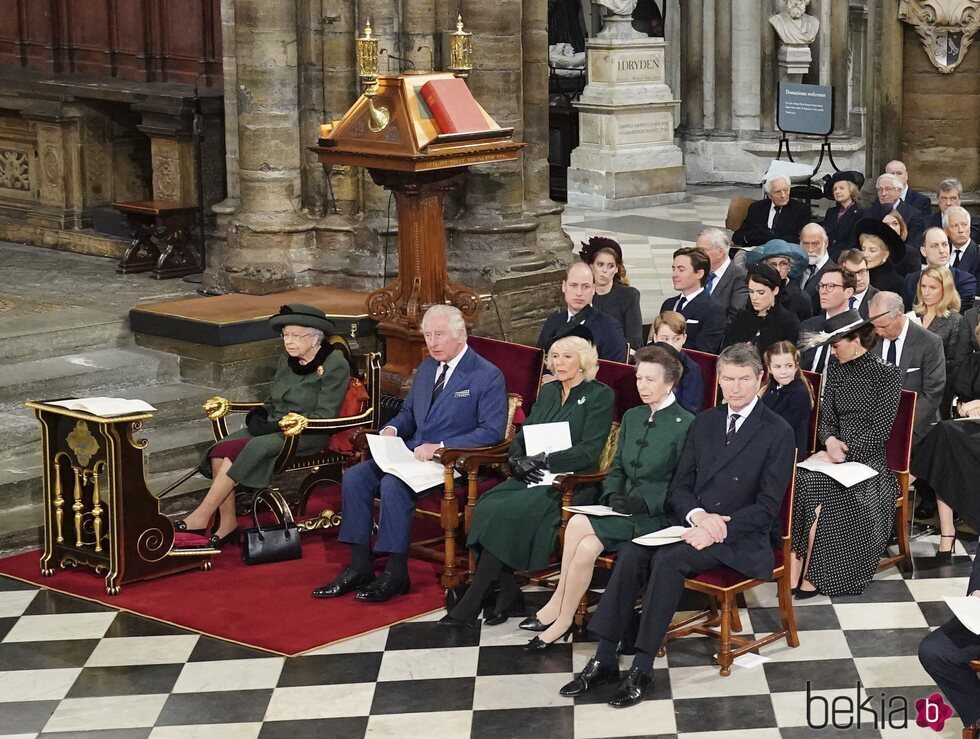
[722, 263, 801, 355]
[579, 237, 643, 351]
[911, 321, 980, 558]
[760, 341, 814, 461]
[822, 170, 865, 261]
[855, 218, 906, 295]
[792, 310, 902, 597]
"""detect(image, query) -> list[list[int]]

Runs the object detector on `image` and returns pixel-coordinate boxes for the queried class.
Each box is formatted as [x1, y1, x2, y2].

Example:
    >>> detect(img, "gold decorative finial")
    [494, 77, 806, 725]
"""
[449, 14, 473, 78]
[355, 18, 390, 132]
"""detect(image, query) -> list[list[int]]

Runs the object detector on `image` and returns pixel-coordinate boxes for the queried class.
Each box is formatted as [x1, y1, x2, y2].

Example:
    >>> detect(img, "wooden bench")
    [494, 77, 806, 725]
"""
[113, 200, 200, 279]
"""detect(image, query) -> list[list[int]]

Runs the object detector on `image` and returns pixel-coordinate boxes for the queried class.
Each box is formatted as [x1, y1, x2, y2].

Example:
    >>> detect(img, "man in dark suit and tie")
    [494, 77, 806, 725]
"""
[799, 264, 856, 373]
[313, 305, 508, 602]
[559, 343, 795, 708]
[732, 175, 812, 247]
[903, 226, 976, 311]
[799, 223, 834, 313]
[537, 263, 627, 362]
[866, 173, 925, 259]
[928, 178, 980, 241]
[658, 246, 726, 353]
[839, 249, 879, 318]
[869, 291, 946, 444]
[918, 554, 980, 739]
[885, 160, 932, 218]
[695, 227, 748, 322]
[945, 206, 980, 283]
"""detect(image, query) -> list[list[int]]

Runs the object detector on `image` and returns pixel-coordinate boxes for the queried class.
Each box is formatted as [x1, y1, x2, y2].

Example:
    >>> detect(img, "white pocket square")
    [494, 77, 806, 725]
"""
[906, 367, 921, 373]
[686, 319, 700, 324]
[453, 389, 471, 398]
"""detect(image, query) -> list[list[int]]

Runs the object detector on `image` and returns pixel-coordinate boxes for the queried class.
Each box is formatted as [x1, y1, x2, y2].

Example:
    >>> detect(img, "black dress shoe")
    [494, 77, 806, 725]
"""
[794, 587, 820, 600]
[482, 590, 525, 625]
[208, 528, 241, 549]
[559, 656, 620, 697]
[518, 616, 550, 632]
[438, 614, 477, 628]
[173, 519, 207, 536]
[312, 568, 374, 599]
[608, 666, 655, 708]
[355, 572, 411, 603]
[523, 627, 572, 653]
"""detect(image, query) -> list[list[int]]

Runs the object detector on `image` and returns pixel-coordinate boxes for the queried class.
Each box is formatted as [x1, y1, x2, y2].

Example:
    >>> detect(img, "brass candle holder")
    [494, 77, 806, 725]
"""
[355, 19, 390, 132]
[448, 14, 473, 78]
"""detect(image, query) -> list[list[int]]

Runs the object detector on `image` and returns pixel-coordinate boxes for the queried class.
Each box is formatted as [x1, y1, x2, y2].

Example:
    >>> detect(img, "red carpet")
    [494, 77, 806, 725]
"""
[0, 527, 446, 657]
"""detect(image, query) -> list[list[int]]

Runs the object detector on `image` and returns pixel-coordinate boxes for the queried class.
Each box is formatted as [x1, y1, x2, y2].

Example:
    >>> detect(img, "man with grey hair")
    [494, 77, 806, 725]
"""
[799, 222, 833, 311]
[885, 159, 932, 217]
[867, 172, 925, 253]
[314, 304, 507, 603]
[562, 342, 794, 708]
[944, 205, 980, 281]
[733, 174, 812, 248]
[869, 291, 945, 444]
[695, 227, 747, 320]
[929, 178, 980, 241]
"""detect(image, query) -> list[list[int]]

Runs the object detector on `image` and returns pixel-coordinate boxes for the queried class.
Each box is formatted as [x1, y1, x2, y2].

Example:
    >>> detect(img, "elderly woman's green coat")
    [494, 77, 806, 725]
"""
[466, 378, 614, 571]
[206, 346, 350, 489]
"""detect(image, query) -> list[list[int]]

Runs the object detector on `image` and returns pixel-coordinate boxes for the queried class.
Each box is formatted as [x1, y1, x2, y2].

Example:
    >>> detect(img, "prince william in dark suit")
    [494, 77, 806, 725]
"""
[560, 343, 795, 708]
[314, 305, 507, 603]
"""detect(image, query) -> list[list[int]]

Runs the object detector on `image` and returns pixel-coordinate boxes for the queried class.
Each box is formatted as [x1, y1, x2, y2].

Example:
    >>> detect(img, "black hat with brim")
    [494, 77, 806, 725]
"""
[268, 304, 337, 335]
[823, 170, 865, 200]
[798, 309, 887, 351]
[548, 322, 595, 353]
[853, 218, 906, 264]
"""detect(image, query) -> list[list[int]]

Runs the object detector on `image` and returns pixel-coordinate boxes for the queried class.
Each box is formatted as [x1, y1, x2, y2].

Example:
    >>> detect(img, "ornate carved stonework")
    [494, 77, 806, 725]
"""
[899, 0, 980, 72]
[0, 149, 30, 192]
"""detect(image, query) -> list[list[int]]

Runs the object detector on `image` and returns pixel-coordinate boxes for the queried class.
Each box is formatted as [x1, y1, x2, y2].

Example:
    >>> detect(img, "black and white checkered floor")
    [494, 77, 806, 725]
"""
[0, 534, 975, 739]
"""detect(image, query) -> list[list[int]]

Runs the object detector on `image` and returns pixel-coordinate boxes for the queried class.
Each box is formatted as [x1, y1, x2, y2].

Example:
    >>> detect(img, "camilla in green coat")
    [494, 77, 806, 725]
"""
[519, 344, 693, 650]
[176, 304, 349, 548]
[442, 335, 614, 627]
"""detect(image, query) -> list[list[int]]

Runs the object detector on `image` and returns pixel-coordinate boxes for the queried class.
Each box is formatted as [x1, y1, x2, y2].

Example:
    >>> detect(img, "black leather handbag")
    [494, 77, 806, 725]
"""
[241, 489, 303, 565]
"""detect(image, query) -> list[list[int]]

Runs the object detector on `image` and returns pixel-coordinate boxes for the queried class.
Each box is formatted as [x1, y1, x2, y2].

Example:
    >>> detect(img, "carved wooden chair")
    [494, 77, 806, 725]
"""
[660, 470, 799, 676]
[682, 347, 718, 410]
[878, 389, 917, 572]
[200, 335, 382, 530]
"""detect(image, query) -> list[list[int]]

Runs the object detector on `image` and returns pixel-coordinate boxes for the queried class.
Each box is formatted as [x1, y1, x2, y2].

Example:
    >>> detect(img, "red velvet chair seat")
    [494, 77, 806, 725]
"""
[690, 550, 784, 589]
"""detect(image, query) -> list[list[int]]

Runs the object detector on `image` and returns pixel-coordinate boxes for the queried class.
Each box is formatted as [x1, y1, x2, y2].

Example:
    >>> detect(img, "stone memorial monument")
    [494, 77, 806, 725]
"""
[566, 0, 684, 209]
[770, 0, 821, 82]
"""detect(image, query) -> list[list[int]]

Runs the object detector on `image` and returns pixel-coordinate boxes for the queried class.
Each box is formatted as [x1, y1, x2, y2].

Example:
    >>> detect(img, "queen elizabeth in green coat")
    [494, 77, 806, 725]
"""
[175, 304, 349, 548]
[440, 334, 614, 628]
[520, 344, 694, 651]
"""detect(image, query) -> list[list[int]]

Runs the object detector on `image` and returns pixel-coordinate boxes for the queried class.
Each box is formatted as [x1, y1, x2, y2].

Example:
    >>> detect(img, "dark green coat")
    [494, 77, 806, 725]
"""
[467, 378, 615, 571]
[216, 348, 350, 489]
[591, 400, 694, 550]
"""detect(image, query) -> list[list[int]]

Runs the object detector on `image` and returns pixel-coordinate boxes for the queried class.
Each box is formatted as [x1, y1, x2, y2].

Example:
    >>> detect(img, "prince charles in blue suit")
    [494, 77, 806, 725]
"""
[313, 305, 507, 603]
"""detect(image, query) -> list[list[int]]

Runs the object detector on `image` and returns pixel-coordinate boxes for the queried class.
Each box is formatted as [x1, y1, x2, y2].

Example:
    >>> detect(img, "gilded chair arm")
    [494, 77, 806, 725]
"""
[279, 412, 309, 437]
[203, 396, 230, 420]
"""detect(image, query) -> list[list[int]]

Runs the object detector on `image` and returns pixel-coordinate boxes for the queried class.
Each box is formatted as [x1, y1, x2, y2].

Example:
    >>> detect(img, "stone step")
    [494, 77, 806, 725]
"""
[142, 420, 217, 475]
[0, 346, 180, 407]
[0, 382, 220, 465]
[0, 306, 132, 363]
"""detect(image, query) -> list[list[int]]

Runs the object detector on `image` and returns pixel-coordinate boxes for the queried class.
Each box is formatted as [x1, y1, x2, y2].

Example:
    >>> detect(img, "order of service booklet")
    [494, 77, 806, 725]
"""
[47, 397, 157, 417]
[796, 459, 878, 488]
[366, 434, 459, 494]
[632, 525, 691, 546]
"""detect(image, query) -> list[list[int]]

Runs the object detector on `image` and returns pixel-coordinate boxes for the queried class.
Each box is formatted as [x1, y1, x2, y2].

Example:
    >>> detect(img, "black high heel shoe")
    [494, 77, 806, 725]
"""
[173, 519, 207, 536]
[522, 626, 573, 653]
[483, 590, 525, 626]
[936, 534, 956, 561]
[208, 528, 241, 549]
[518, 616, 551, 632]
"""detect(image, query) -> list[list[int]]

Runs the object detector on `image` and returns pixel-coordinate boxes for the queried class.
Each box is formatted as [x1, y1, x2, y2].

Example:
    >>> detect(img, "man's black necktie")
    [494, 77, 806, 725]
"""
[849, 296, 857, 310]
[676, 295, 687, 312]
[814, 346, 827, 373]
[431, 362, 449, 405]
[726, 413, 740, 445]
[953, 250, 962, 268]
[771, 206, 782, 231]
[802, 264, 815, 287]
[885, 340, 897, 366]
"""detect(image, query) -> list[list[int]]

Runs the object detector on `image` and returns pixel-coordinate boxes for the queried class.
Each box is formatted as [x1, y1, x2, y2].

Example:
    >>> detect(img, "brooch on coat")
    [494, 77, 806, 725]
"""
[577, 396, 586, 405]
[316, 366, 324, 376]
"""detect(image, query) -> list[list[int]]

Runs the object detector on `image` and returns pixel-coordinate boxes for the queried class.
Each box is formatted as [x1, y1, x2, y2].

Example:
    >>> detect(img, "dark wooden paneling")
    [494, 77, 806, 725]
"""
[112, 0, 148, 81]
[66, 0, 112, 76]
[0, 0, 22, 69]
[25, 1, 59, 72]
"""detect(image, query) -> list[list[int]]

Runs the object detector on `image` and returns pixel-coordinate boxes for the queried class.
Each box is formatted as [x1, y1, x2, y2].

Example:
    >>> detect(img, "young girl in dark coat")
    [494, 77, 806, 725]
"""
[760, 341, 814, 461]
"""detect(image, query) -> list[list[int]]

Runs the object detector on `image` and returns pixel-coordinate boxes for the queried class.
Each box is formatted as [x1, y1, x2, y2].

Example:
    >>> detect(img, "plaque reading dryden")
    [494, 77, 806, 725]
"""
[590, 49, 665, 84]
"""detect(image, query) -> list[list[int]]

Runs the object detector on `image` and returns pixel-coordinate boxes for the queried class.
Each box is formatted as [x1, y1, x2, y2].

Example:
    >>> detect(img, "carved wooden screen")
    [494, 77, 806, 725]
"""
[0, 0, 221, 87]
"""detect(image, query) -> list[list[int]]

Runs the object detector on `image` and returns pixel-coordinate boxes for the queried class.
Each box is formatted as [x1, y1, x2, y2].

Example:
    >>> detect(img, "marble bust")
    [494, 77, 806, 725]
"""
[769, 0, 820, 45]
[595, 0, 638, 16]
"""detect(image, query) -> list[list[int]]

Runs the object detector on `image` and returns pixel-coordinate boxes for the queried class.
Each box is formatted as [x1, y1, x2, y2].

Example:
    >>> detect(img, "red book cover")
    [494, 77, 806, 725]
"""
[420, 78, 492, 134]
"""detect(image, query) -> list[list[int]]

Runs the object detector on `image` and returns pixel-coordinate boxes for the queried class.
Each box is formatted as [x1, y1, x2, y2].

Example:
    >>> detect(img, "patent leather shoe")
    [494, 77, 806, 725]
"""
[559, 656, 620, 697]
[523, 626, 572, 653]
[311, 567, 374, 599]
[608, 666, 655, 708]
[437, 614, 477, 628]
[355, 572, 411, 603]
[482, 590, 524, 625]
[173, 519, 207, 536]
[518, 616, 550, 632]
[208, 528, 240, 549]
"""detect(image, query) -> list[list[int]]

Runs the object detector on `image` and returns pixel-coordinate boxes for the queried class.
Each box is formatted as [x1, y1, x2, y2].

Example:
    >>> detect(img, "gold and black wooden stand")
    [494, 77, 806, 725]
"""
[27, 402, 215, 595]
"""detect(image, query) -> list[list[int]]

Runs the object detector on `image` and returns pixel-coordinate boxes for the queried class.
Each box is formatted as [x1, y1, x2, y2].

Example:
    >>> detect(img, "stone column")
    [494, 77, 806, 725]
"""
[829, 0, 850, 134]
[713, 0, 733, 133]
[211, 0, 316, 294]
[760, 0, 777, 132]
[679, 0, 704, 135]
[864, 0, 903, 180]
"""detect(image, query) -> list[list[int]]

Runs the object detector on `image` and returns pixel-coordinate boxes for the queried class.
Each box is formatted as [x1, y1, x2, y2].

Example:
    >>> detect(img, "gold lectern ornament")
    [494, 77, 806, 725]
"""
[356, 19, 391, 132]
[448, 14, 473, 78]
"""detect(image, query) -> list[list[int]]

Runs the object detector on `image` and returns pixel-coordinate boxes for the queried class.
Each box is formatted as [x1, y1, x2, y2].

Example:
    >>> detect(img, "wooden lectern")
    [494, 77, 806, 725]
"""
[26, 402, 215, 594]
[311, 72, 523, 393]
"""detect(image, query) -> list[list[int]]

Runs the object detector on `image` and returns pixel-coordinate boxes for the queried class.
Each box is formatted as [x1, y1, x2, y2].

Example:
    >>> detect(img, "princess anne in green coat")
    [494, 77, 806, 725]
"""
[175, 304, 349, 548]
[522, 344, 694, 651]
[440, 335, 615, 628]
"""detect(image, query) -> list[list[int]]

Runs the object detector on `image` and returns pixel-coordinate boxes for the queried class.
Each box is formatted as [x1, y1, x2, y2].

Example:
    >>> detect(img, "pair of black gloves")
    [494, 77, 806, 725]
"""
[508, 452, 549, 484]
[606, 493, 648, 515]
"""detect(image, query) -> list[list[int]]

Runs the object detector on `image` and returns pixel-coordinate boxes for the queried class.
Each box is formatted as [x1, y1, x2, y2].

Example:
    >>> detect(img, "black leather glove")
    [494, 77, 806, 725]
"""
[608, 494, 648, 515]
[508, 452, 548, 483]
